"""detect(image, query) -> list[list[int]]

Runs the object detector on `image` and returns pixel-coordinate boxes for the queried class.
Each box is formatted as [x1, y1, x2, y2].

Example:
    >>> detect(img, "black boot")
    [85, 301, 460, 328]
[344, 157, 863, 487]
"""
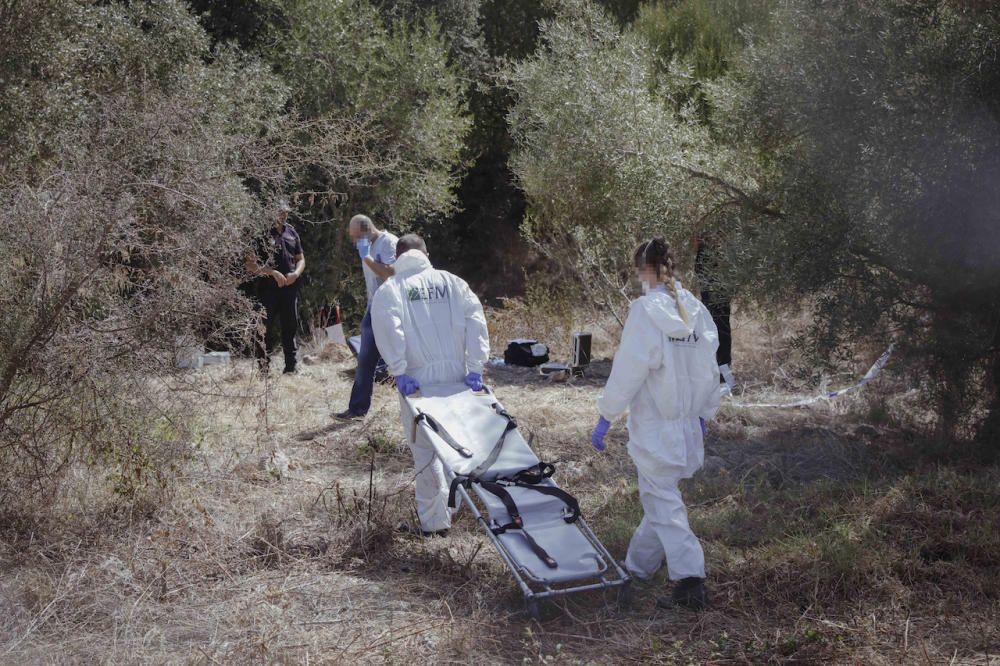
[657, 577, 708, 611]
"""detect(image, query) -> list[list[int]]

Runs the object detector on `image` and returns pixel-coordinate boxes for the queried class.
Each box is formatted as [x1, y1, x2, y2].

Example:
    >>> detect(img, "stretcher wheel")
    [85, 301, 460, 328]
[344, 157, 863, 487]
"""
[617, 582, 634, 610]
[525, 598, 541, 622]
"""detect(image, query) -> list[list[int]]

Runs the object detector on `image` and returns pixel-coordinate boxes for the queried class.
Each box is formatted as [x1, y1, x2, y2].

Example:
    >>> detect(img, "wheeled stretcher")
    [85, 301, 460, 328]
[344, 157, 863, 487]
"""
[403, 383, 631, 618]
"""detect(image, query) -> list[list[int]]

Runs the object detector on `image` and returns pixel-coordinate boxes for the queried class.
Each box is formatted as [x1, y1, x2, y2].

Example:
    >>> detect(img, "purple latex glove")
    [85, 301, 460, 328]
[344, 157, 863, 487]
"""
[699, 417, 706, 435]
[464, 372, 483, 391]
[591, 416, 611, 451]
[396, 374, 420, 395]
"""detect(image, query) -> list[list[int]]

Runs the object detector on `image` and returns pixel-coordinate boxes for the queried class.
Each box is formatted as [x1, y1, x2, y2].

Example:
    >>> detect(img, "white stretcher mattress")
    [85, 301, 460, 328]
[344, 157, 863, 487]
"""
[477, 483, 608, 583]
[405, 383, 538, 479]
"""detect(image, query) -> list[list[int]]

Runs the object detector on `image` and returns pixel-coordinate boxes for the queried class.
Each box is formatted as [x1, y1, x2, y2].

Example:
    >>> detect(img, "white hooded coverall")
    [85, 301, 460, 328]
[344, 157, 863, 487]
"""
[371, 250, 490, 532]
[598, 284, 721, 581]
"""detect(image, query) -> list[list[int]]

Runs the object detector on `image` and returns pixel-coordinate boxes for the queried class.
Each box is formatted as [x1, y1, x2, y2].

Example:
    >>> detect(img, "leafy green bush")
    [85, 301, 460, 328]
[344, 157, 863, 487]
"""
[634, 0, 774, 119]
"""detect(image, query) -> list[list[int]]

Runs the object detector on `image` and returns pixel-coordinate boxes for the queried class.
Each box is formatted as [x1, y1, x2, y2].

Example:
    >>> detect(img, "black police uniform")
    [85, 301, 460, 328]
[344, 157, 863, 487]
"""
[695, 237, 732, 370]
[253, 222, 303, 372]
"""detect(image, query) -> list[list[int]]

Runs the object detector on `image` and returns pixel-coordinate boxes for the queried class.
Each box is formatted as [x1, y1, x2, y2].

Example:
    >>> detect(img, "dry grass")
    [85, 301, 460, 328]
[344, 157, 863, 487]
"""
[2, 309, 999, 664]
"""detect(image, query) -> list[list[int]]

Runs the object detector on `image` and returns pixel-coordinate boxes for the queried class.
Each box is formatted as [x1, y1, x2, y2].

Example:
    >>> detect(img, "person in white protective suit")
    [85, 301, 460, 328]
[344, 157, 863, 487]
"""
[591, 237, 721, 611]
[371, 233, 490, 535]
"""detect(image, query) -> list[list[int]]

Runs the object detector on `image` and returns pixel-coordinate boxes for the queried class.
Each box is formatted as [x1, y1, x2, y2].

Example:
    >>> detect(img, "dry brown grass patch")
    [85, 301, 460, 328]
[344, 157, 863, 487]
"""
[3, 310, 999, 664]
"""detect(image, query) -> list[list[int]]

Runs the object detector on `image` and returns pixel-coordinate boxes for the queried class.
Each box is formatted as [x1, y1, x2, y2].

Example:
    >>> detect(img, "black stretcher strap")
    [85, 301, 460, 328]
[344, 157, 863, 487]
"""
[469, 405, 518, 478]
[491, 522, 558, 569]
[414, 411, 474, 458]
[447, 476, 469, 510]
[448, 474, 557, 568]
[479, 479, 523, 527]
[506, 461, 555, 485]
[485, 479, 557, 570]
[496, 481, 580, 524]
[449, 475, 517, 516]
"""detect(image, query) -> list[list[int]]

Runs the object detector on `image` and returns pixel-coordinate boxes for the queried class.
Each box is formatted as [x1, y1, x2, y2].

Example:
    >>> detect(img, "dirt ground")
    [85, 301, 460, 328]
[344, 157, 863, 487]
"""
[2, 311, 999, 664]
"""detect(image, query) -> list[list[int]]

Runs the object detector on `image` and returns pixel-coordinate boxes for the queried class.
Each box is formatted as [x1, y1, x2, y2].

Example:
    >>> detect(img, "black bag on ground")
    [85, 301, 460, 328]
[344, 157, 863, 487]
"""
[504, 340, 550, 367]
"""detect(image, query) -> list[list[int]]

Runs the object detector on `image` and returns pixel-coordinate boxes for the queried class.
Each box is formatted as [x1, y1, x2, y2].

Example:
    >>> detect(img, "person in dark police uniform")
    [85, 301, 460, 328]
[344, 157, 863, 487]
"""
[245, 197, 306, 374]
[694, 236, 732, 377]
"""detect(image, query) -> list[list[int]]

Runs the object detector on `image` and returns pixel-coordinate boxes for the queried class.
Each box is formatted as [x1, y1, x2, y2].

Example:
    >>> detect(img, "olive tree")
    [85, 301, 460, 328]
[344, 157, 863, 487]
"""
[723, 0, 1000, 440]
[505, 0, 760, 323]
[265, 0, 472, 320]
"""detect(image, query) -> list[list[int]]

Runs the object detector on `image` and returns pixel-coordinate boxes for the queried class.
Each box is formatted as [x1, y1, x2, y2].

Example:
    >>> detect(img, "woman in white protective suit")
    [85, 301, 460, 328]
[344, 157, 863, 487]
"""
[371, 233, 490, 536]
[591, 237, 721, 611]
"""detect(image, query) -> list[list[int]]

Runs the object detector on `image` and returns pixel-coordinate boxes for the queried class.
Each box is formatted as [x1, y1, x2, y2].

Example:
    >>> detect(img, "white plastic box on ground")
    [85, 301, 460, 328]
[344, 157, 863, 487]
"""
[201, 351, 231, 366]
[175, 336, 204, 369]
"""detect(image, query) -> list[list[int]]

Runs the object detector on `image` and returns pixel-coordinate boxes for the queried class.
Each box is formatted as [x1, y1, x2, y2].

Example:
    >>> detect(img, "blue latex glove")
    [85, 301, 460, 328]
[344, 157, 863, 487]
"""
[464, 372, 483, 391]
[591, 416, 611, 451]
[356, 237, 371, 259]
[396, 374, 420, 396]
[699, 417, 706, 435]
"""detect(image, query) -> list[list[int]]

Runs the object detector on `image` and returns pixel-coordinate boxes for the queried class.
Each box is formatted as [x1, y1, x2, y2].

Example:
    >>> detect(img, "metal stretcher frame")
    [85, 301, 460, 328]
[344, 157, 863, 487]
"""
[406, 389, 632, 619]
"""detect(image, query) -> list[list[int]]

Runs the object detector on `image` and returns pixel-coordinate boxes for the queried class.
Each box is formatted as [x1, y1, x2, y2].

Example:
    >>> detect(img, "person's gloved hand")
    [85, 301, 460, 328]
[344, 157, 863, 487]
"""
[591, 416, 611, 451]
[356, 237, 371, 259]
[464, 372, 483, 391]
[396, 374, 420, 395]
[699, 417, 706, 436]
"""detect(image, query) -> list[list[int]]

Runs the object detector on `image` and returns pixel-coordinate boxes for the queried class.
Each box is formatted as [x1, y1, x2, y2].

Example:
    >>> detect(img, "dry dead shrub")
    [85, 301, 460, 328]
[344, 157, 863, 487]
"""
[0, 97, 263, 510]
[318, 341, 355, 363]
[0, 1, 413, 518]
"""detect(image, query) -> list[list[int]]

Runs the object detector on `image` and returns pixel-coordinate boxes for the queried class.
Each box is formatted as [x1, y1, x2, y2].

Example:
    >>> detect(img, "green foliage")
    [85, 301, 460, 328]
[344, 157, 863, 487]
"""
[724, 0, 1000, 439]
[634, 0, 774, 120]
[379, 0, 489, 74]
[692, 461, 1000, 609]
[356, 427, 401, 460]
[0, 0, 489, 513]
[420, 0, 551, 299]
[593, 0, 644, 26]
[635, 0, 771, 80]
[186, 0, 285, 49]
[276, 0, 472, 216]
[509, 0, 1000, 440]
[505, 0, 753, 322]
[267, 0, 472, 321]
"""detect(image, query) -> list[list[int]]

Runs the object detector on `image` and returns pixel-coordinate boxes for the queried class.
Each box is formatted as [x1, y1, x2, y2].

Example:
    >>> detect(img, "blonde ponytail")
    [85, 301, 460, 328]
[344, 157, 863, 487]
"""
[665, 278, 690, 325]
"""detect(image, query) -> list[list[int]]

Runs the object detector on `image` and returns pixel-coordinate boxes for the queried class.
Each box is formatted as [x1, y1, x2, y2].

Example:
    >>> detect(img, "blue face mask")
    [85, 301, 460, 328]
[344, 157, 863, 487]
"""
[356, 237, 371, 258]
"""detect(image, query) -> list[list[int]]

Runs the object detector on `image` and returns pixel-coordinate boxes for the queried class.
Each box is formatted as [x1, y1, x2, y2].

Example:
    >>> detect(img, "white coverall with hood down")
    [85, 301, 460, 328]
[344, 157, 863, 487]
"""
[598, 284, 721, 581]
[371, 249, 490, 532]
